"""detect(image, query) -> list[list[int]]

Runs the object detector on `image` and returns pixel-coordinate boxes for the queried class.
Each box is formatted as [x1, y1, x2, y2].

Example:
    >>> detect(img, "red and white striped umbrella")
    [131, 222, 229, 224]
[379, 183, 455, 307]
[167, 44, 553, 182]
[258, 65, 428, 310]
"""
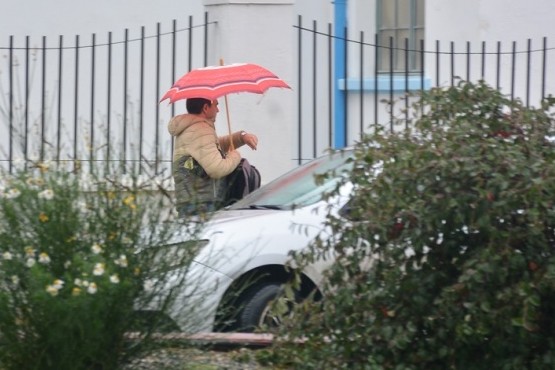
[160, 63, 291, 103]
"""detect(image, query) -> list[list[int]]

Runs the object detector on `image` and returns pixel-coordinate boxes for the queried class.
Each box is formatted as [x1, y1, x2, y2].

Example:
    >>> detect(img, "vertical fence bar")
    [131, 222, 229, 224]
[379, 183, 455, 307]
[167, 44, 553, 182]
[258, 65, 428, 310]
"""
[188, 15, 193, 71]
[328, 23, 332, 149]
[511, 41, 516, 101]
[57, 36, 63, 163]
[435, 40, 440, 87]
[359, 31, 364, 137]
[41, 36, 46, 161]
[24, 36, 30, 166]
[123, 29, 128, 170]
[542, 37, 547, 101]
[297, 15, 302, 164]
[481, 41, 486, 79]
[312, 20, 317, 157]
[374, 34, 378, 131]
[90, 33, 96, 166]
[404, 37, 409, 128]
[139, 26, 145, 172]
[389, 36, 393, 131]
[106, 31, 112, 168]
[344, 25, 348, 145]
[8, 36, 13, 173]
[170, 19, 177, 156]
[526, 38, 531, 108]
[155, 22, 161, 173]
[203, 12, 208, 67]
[73, 35, 80, 170]
[171, 19, 176, 119]
[466, 41, 470, 81]
[420, 39, 425, 116]
[496, 41, 501, 91]
[450, 41, 454, 86]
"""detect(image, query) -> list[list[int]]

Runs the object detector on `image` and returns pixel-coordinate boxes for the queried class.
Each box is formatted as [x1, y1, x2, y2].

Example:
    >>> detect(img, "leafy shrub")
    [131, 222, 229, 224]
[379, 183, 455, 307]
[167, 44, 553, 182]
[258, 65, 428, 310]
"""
[275, 81, 555, 369]
[0, 162, 202, 370]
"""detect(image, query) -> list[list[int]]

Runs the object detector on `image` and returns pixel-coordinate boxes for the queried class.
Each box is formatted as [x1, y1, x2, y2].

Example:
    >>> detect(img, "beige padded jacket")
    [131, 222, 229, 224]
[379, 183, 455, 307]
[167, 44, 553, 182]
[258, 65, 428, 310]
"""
[168, 113, 244, 214]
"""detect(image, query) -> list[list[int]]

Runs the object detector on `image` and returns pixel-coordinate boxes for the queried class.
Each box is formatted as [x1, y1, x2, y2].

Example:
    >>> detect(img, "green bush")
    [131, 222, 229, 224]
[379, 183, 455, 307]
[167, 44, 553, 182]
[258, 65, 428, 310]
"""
[0, 162, 202, 370]
[275, 81, 555, 369]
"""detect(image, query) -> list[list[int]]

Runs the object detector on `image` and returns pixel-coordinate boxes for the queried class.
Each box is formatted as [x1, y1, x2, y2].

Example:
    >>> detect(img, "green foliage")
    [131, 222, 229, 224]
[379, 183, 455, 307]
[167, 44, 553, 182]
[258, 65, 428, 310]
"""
[275, 81, 555, 369]
[0, 162, 202, 370]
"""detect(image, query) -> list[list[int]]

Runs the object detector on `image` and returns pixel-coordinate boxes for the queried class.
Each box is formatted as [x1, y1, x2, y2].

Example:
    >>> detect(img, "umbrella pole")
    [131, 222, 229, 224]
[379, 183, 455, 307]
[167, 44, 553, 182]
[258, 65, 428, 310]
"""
[220, 58, 235, 151]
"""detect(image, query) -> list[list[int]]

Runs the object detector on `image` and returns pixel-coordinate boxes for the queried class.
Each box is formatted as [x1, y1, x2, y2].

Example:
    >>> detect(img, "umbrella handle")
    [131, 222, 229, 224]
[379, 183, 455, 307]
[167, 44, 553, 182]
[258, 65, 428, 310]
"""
[220, 58, 235, 151]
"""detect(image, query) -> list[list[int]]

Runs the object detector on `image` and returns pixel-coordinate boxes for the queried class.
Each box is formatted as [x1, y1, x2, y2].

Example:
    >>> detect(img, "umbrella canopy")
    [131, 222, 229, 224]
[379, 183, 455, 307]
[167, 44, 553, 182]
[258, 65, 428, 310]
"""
[160, 63, 291, 103]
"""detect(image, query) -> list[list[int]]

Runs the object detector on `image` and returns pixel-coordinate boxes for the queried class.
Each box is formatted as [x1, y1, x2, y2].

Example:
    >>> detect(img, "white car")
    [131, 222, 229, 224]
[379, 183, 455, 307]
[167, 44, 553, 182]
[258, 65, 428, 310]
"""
[157, 149, 354, 333]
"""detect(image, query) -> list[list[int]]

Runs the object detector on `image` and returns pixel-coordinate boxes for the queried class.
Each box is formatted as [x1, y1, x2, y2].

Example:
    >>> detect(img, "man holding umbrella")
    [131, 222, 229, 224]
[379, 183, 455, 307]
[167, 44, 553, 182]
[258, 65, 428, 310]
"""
[168, 97, 258, 217]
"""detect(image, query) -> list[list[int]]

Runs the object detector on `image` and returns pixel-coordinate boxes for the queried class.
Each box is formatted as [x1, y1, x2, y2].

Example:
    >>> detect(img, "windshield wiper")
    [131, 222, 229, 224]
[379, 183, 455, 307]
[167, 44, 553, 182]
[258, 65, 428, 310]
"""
[247, 204, 283, 210]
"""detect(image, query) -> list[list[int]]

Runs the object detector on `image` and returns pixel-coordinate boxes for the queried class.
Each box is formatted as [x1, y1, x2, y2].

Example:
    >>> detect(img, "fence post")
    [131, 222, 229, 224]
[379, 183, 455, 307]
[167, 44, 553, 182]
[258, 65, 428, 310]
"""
[203, 0, 295, 183]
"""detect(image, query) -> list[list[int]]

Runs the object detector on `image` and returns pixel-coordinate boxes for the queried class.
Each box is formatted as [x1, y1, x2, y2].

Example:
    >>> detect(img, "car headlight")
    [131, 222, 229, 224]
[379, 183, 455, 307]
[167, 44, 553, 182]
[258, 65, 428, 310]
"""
[149, 239, 209, 272]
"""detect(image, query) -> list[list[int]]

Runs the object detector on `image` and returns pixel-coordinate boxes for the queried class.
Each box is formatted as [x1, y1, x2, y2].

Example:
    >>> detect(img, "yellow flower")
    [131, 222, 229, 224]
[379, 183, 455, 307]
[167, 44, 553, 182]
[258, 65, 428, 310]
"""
[36, 162, 49, 174]
[38, 212, 49, 223]
[123, 195, 137, 210]
[72, 287, 82, 296]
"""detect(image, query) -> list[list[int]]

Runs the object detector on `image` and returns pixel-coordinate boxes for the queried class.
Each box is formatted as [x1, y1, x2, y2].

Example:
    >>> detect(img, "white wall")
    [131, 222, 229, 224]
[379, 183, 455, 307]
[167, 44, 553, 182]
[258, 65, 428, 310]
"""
[0, 0, 205, 39]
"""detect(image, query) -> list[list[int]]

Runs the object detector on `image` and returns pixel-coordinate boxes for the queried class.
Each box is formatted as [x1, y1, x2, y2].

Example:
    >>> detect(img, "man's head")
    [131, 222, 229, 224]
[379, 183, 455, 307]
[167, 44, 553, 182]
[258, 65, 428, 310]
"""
[186, 98, 219, 121]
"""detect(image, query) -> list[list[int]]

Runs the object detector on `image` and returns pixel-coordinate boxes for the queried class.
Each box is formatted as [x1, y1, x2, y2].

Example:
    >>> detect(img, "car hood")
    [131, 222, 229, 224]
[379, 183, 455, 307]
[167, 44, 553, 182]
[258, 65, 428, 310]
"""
[191, 201, 338, 280]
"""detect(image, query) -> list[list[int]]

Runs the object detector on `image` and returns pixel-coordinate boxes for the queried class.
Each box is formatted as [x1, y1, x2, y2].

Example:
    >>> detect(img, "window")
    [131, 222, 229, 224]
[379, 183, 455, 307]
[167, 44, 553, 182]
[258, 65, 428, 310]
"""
[377, 0, 425, 73]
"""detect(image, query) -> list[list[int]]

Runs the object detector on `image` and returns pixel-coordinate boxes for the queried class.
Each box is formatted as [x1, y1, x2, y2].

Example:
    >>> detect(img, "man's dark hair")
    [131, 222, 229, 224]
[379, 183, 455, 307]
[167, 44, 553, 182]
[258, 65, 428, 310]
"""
[186, 98, 212, 114]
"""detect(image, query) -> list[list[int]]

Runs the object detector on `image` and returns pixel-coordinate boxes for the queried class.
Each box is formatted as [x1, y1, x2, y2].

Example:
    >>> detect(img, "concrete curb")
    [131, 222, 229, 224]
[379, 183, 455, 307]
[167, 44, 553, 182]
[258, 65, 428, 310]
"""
[128, 332, 275, 348]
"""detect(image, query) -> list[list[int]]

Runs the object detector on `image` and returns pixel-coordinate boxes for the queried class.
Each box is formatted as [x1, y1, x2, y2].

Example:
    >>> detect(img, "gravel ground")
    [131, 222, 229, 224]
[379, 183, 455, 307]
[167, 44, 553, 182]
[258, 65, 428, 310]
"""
[124, 346, 277, 370]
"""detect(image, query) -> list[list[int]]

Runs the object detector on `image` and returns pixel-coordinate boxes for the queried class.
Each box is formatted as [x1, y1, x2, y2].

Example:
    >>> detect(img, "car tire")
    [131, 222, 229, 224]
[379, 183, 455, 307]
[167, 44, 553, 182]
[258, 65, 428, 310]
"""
[236, 282, 285, 333]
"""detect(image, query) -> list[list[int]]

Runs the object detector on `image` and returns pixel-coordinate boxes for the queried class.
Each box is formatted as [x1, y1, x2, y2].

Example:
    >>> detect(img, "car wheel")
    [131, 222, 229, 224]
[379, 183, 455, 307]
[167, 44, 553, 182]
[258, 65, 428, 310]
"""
[237, 282, 291, 333]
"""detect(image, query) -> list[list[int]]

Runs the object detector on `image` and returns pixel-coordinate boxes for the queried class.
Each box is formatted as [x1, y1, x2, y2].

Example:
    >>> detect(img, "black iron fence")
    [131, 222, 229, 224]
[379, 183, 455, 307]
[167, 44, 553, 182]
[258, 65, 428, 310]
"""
[0, 13, 211, 174]
[295, 16, 554, 162]
[1, 13, 554, 173]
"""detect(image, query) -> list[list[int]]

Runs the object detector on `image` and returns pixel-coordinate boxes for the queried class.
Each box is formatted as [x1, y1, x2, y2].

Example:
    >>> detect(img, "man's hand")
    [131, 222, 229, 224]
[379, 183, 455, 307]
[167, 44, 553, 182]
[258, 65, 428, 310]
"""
[242, 133, 258, 150]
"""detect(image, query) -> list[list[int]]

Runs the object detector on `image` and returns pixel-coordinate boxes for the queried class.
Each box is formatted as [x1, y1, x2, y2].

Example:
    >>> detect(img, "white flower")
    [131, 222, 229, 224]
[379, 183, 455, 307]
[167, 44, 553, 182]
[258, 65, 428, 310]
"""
[46, 279, 64, 296]
[64, 260, 72, 268]
[74, 278, 83, 287]
[2, 252, 13, 260]
[91, 243, 103, 254]
[24, 246, 35, 257]
[11, 275, 19, 285]
[52, 279, 64, 289]
[46, 285, 59, 296]
[109, 274, 120, 284]
[38, 252, 51, 264]
[93, 263, 105, 276]
[26, 258, 36, 268]
[143, 279, 155, 292]
[4, 188, 21, 199]
[87, 282, 97, 294]
[114, 255, 128, 268]
[38, 189, 54, 200]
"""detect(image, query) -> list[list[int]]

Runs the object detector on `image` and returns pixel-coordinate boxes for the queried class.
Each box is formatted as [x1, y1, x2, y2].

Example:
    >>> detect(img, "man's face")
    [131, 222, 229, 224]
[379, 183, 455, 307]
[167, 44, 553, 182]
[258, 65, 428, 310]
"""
[203, 100, 219, 121]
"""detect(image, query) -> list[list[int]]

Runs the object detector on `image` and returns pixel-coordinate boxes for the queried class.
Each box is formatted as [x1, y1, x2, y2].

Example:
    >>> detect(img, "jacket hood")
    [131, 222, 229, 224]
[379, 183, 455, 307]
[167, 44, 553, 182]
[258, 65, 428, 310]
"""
[168, 114, 213, 137]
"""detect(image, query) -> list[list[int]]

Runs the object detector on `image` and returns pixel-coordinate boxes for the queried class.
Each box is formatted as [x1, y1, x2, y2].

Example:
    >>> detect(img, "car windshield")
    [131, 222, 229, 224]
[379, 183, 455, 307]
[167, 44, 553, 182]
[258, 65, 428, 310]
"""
[228, 149, 354, 210]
